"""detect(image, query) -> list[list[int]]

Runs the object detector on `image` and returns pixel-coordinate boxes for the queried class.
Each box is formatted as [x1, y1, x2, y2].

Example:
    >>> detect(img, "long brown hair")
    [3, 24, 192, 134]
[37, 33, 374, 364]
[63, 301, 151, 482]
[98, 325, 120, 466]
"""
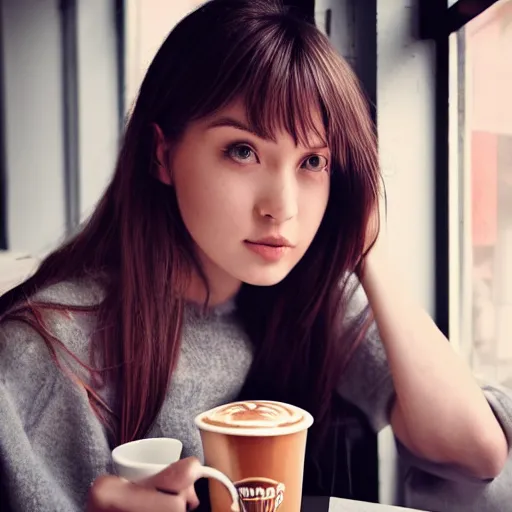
[0, 0, 379, 449]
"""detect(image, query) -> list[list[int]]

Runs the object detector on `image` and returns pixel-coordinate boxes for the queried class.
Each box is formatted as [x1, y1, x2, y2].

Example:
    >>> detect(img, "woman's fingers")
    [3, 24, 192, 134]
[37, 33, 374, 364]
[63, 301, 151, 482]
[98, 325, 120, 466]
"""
[87, 457, 203, 511]
[146, 457, 202, 494]
[88, 475, 186, 511]
[147, 458, 202, 510]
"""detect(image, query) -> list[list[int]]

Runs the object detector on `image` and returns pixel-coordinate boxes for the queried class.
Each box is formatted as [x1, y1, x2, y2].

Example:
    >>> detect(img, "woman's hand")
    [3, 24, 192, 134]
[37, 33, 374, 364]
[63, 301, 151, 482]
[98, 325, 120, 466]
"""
[87, 457, 201, 511]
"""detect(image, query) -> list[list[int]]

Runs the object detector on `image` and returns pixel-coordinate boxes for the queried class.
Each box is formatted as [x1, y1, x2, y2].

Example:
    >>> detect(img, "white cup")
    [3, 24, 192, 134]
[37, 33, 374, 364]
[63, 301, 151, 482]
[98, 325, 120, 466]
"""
[112, 438, 241, 511]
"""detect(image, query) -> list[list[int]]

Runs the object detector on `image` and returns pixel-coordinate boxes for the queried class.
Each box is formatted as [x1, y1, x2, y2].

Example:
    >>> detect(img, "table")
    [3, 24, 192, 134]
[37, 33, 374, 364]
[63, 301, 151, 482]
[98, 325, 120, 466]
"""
[301, 496, 425, 511]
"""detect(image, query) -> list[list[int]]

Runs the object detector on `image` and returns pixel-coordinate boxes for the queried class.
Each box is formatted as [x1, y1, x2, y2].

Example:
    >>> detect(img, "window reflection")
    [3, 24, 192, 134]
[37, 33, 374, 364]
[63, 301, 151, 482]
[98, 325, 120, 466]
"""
[451, 0, 512, 387]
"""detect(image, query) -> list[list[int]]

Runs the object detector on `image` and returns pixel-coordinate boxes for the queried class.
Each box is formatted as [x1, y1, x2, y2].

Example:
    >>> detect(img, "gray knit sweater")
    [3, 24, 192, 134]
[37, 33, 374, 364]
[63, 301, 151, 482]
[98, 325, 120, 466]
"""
[0, 278, 511, 511]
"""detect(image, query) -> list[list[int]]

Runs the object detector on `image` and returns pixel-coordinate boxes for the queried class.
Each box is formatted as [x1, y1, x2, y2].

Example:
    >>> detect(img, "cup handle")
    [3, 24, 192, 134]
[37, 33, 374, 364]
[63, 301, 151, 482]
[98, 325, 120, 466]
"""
[194, 465, 241, 512]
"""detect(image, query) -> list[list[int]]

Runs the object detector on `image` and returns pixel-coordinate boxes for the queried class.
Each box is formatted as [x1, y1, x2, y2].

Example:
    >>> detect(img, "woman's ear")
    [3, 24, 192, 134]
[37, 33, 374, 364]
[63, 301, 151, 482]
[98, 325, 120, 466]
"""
[152, 123, 173, 186]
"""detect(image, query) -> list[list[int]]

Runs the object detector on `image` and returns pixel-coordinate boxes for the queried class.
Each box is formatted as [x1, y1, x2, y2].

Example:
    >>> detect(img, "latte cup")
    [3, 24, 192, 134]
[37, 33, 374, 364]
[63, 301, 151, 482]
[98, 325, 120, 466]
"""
[195, 401, 314, 512]
[112, 437, 241, 511]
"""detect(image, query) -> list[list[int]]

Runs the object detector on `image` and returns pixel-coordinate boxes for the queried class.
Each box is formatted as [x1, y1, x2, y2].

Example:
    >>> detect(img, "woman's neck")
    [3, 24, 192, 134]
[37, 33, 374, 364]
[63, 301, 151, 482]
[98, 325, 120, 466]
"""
[185, 260, 242, 307]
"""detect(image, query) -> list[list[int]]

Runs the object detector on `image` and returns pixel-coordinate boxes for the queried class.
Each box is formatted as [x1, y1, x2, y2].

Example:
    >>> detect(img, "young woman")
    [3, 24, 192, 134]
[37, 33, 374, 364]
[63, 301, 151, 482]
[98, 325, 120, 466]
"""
[0, 1, 510, 511]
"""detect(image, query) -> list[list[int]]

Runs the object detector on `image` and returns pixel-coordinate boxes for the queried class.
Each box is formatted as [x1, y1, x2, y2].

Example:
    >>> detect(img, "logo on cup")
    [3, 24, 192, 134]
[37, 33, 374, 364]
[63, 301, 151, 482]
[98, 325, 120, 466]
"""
[234, 477, 285, 512]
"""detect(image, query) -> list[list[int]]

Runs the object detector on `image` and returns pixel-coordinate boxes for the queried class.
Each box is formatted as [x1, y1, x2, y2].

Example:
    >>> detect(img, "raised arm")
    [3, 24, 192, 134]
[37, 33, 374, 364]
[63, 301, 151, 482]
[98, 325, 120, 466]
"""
[360, 239, 508, 480]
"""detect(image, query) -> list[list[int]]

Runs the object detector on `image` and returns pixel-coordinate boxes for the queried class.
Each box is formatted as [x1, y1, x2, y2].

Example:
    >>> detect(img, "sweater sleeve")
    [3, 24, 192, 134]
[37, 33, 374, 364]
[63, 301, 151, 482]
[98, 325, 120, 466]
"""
[0, 318, 112, 512]
[335, 276, 396, 432]
[402, 384, 512, 512]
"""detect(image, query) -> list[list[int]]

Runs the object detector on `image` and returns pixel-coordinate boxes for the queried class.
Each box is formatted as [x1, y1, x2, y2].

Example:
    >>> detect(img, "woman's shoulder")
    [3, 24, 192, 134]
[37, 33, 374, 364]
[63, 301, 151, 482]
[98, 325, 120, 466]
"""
[0, 279, 107, 449]
[31, 276, 106, 307]
[0, 277, 105, 373]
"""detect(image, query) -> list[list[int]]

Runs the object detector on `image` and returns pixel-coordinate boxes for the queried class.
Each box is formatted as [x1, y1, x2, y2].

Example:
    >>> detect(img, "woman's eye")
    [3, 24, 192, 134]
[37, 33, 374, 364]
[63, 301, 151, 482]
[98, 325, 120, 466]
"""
[301, 154, 328, 172]
[226, 144, 257, 163]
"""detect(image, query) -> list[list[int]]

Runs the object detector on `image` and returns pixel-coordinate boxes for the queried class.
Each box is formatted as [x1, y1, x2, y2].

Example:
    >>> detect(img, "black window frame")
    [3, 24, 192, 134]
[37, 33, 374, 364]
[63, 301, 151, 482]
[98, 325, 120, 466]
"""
[0, 2, 7, 250]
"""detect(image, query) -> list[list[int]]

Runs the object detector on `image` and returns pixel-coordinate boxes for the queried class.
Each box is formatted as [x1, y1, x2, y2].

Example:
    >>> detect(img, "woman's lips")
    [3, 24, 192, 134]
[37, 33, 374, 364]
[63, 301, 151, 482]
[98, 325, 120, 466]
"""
[243, 241, 290, 262]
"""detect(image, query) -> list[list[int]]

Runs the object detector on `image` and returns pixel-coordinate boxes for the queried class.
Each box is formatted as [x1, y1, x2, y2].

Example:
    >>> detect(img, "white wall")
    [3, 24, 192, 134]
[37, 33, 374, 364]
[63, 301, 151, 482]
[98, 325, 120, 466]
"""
[2, 0, 66, 256]
[377, 0, 436, 314]
[124, 0, 204, 113]
[1, 0, 121, 254]
[77, 0, 120, 219]
[377, 0, 436, 505]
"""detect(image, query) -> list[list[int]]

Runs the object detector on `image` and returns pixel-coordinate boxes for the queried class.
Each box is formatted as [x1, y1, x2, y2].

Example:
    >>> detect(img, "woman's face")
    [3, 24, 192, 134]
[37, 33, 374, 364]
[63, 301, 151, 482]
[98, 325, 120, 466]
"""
[163, 101, 330, 300]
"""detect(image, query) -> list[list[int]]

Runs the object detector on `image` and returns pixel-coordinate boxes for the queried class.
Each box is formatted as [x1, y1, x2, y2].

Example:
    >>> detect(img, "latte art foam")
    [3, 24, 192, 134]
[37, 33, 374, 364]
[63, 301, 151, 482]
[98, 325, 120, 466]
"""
[201, 401, 304, 429]
[195, 400, 314, 437]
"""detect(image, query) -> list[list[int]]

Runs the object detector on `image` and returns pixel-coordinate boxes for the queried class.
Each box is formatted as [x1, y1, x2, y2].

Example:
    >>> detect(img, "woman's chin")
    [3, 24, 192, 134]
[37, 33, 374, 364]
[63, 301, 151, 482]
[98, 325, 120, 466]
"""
[238, 266, 292, 287]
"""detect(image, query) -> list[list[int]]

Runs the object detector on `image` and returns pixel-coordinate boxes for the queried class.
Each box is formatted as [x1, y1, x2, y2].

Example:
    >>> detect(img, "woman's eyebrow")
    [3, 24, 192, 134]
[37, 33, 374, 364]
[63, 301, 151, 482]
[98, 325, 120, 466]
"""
[206, 116, 329, 151]
[305, 144, 329, 151]
[206, 116, 266, 139]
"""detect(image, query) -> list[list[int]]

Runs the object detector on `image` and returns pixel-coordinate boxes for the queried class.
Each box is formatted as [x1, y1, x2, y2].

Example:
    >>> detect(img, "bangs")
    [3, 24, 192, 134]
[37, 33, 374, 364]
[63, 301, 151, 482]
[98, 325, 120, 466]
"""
[194, 18, 333, 150]
[240, 32, 328, 149]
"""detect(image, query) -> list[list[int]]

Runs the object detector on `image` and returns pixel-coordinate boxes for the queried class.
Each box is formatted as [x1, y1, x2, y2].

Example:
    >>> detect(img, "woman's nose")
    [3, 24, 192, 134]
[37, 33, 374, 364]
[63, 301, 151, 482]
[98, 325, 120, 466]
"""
[255, 172, 299, 223]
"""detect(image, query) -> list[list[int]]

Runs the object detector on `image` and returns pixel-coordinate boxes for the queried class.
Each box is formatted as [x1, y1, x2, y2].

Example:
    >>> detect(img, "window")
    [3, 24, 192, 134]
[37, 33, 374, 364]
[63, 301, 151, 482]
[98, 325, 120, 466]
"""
[449, 0, 512, 387]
